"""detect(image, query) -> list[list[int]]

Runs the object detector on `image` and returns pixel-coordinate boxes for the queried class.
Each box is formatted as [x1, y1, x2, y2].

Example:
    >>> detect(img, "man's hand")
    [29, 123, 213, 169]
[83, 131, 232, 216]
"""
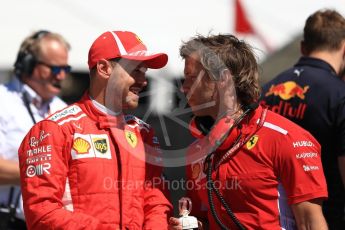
[168, 217, 203, 230]
[0, 157, 20, 185]
[168, 217, 182, 230]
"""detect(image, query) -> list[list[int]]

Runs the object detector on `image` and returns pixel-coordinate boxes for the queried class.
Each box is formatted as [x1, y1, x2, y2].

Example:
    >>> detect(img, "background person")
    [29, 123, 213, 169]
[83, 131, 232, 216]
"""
[261, 9, 345, 229]
[169, 34, 328, 229]
[0, 30, 70, 229]
[18, 30, 172, 229]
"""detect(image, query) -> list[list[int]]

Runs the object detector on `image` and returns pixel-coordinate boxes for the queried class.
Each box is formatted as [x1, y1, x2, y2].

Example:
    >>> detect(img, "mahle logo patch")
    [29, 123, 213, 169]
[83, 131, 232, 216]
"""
[125, 130, 137, 148]
[93, 138, 108, 154]
[246, 135, 259, 150]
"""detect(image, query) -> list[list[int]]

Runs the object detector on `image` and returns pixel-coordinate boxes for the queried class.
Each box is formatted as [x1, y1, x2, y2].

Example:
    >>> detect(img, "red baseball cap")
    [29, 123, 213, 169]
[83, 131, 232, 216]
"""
[88, 31, 168, 69]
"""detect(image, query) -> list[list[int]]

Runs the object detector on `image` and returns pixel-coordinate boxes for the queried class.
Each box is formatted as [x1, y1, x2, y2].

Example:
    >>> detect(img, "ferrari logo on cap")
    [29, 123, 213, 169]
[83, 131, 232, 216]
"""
[125, 130, 137, 148]
[246, 135, 259, 150]
[135, 35, 144, 45]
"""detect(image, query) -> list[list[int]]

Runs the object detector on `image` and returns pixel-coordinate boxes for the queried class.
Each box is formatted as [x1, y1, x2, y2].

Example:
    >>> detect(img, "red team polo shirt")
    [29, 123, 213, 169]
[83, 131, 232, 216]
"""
[186, 105, 327, 229]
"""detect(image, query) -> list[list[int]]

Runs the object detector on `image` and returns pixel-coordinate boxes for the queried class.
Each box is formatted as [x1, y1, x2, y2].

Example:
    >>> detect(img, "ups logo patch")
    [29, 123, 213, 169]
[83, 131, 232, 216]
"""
[93, 138, 108, 154]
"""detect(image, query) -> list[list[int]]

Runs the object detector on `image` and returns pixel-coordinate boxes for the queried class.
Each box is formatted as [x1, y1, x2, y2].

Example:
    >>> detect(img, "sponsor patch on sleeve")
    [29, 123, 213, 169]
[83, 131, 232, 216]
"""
[26, 163, 51, 177]
[292, 140, 314, 148]
[24, 130, 52, 177]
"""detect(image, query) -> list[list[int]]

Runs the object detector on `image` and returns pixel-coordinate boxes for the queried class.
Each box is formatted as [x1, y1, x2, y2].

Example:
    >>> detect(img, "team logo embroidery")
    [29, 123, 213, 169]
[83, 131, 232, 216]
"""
[265, 81, 309, 100]
[72, 137, 91, 154]
[125, 130, 137, 148]
[246, 135, 259, 150]
[93, 138, 108, 154]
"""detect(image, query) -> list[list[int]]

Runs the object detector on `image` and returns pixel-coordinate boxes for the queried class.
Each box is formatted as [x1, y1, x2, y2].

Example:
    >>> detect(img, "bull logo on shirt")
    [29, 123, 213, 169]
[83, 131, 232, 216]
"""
[265, 81, 309, 100]
[262, 81, 309, 120]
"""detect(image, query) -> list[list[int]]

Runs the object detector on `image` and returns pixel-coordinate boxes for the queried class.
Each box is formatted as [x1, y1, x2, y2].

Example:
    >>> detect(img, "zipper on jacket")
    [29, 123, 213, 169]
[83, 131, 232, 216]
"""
[110, 134, 123, 229]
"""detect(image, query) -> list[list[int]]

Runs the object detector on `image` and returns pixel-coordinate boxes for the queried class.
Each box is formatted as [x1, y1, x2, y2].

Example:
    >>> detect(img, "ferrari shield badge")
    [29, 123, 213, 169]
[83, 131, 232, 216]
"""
[125, 130, 137, 148]
[246, 135, 259, 150]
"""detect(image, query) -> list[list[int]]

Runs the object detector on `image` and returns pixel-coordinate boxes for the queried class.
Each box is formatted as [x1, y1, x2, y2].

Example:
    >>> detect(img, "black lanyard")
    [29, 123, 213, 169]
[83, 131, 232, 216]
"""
[215, 108, 267, 168]
[22, 91, 37, 124]
[2, 91, 37, 221]
[203, 108, 268, 230]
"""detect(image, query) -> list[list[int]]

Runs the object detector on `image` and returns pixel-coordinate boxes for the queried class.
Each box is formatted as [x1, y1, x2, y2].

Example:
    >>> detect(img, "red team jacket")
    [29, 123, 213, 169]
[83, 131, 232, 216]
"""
[186, 105, 328, 229]
[18, 94, 172, 229]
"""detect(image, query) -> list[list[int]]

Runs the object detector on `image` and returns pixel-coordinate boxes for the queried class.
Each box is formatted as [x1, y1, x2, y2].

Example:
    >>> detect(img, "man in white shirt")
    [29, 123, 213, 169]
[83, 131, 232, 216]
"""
[0, 30, 71, 229]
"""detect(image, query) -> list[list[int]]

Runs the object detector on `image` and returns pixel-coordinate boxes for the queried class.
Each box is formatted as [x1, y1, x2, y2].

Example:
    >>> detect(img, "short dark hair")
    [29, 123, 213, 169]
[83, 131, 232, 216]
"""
[303, 9, 345, 54]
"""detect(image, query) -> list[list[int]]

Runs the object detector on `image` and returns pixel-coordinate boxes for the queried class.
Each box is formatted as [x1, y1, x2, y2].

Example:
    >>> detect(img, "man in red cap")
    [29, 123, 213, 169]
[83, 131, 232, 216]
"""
[18, 30, 172, 229]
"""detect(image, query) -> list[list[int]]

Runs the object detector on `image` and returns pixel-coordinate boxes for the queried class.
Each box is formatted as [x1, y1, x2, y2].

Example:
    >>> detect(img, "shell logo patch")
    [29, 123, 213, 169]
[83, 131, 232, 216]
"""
[92, 138, 108, 154]
[72, 137, 91, 154]
[125, 130, 137, 148]
[246, 135, 259, 150]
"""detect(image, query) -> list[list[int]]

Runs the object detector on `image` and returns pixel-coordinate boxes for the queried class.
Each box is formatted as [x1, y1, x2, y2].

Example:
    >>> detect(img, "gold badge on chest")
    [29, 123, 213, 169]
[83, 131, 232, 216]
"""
[125, 130, 137, 148]
[246, 135, 259, 150]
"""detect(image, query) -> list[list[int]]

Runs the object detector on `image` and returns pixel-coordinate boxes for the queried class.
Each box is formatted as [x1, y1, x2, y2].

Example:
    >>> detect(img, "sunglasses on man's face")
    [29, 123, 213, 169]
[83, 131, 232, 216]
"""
[37, 61, 72, 75]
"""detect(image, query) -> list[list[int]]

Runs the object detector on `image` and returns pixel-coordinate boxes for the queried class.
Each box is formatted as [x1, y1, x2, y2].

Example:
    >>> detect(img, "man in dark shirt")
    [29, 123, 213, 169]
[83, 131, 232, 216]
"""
[261, 9, 345, 229]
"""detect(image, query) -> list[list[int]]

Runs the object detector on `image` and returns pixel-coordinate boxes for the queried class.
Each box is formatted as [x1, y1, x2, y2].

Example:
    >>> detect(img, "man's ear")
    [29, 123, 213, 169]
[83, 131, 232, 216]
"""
[218, 69, 232, 88]
[300, 40, 307, 56]
[96, 59, 112, 79]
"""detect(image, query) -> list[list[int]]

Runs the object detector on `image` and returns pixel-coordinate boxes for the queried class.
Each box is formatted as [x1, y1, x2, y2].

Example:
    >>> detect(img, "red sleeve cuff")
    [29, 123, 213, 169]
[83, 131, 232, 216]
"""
[288, 190, 328, 205]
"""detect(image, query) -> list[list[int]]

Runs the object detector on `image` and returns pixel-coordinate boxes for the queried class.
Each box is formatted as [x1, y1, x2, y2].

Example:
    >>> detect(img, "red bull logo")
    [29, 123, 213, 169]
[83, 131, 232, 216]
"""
[265, 81, 309, 100]
[262, 81, 309, 120]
